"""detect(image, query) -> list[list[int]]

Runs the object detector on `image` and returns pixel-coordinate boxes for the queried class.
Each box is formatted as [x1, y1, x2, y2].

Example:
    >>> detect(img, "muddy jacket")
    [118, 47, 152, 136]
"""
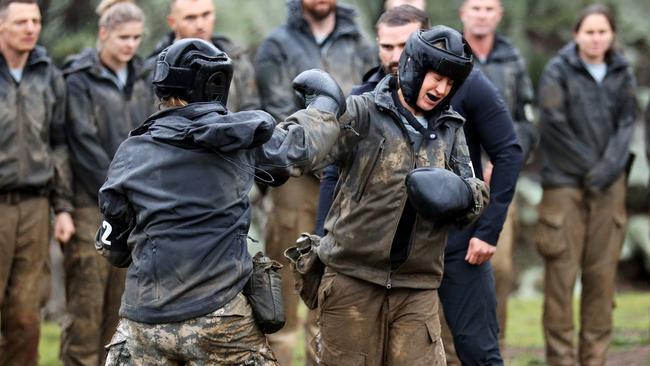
[64, 49, 155, 208]
[255, 0, 375, 120]
[538, 42, 637, 190]
[147, 33, 260, 112]
[98, 103, 338, 323]
[0, 46, 71, 212]
[318, 75, 489, 290]
[477, 34, 536, 159]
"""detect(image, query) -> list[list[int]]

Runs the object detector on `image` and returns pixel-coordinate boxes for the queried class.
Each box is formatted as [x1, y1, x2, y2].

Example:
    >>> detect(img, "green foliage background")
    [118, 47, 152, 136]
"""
[39, 0, 650, 88]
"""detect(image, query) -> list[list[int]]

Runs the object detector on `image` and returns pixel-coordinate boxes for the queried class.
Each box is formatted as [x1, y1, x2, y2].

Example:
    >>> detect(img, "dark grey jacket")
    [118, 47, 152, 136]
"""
[477, 34, 536, 159]
[319, 75, 489, 290]
[255, 0, 375, 120]
[147, 33, 260, 112]
[0, 46, 72, 212]
[64, 49, 155, 207]
[98, 103, 339, 323]
[538, 42, 637, 190]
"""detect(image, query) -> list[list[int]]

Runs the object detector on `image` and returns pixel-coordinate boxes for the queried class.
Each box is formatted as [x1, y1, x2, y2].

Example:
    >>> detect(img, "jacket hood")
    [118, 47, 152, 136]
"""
[558, 41, 629, 72]
[286, 0, 362, 38]
[133, 102, 275, 152]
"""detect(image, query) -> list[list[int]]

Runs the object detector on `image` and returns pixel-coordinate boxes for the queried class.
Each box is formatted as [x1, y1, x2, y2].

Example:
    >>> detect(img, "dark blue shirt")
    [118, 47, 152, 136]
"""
[316, 67, 523, 258]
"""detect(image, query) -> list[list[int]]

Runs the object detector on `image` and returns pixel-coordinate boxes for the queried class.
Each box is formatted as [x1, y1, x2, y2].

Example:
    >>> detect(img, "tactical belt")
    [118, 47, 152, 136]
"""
[0, 188, 47, 205]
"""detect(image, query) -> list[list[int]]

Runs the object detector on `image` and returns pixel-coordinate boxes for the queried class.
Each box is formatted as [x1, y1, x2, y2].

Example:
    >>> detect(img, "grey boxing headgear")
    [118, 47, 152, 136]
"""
[152, 38, 233, 105]
[398, 25, 473, 110]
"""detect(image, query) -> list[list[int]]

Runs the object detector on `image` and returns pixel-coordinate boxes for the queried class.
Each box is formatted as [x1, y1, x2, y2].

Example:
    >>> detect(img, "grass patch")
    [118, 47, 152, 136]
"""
[37, 292, 650, 365]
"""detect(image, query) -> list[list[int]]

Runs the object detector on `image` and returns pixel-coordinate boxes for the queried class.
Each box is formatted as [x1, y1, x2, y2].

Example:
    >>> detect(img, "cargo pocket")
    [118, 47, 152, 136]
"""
[535, 209, 568, 259]
[426, 320, 446, 365]
[104, 334, 131, 366]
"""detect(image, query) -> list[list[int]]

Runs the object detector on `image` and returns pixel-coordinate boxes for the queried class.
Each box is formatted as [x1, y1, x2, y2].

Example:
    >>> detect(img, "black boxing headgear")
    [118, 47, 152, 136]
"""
[398, 25, 473, 111]
[152, 38, 233, 105]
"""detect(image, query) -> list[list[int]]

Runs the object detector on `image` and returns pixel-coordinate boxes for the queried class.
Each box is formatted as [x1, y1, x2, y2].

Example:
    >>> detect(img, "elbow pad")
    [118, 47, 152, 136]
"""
[405, 167, 473, 222]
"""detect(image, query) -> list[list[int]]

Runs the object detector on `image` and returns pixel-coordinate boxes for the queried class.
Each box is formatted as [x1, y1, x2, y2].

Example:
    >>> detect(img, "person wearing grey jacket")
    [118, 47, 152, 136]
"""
[0, 1, 74, 364]
[60, 2, 155, 365]
[536, 5, 636, 365]
[254, 1, 375, 362]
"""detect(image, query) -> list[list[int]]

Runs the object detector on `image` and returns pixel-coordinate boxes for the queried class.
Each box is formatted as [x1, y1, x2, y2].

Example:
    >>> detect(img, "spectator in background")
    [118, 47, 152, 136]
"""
[254, 0, 374, 364]
[0, 0, 74, 364]
[60, 0, 154, 364]
[147, 0, 259, 112]
[385, 0, 426, 11]
[536, 5, 636, 365]
[453, 0, 536, 357]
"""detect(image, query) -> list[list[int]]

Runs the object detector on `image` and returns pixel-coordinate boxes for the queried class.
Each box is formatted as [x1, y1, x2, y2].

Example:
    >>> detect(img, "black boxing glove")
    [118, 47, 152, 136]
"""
[405, 167, 474, 222]
[292, 69, 346, 118]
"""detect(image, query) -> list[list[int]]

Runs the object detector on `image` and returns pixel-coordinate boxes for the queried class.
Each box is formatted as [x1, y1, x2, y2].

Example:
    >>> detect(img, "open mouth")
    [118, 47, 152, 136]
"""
[425, 92, 441, 104]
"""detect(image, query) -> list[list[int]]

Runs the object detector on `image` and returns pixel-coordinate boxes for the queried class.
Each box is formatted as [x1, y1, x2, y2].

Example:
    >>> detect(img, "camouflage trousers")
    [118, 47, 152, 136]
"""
[0, 197, 50, 366]
[105, 293, 278, 366]
[61, 206, 125, 366]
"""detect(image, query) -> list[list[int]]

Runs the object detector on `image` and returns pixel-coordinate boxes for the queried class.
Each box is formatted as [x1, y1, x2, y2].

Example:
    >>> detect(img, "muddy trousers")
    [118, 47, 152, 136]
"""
[316, 270, 446, 366]
[438, 258, 503, 366]
[60, 207, 126, 366]
[536, 178, 626, 366]
[0, 197, 50, 366]
[265, 175, 320, 366]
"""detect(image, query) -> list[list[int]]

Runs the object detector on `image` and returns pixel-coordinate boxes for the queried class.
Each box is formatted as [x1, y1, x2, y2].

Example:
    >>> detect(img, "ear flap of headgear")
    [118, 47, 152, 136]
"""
[152, 38, 233, 105]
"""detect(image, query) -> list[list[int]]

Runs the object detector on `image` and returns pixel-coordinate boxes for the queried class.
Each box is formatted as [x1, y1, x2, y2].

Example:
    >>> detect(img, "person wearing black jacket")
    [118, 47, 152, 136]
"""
[536, 5, 636, 365]
[61, 1, 154, 365]
[98, 39, 345, 366]
[316, 6, 523, 365]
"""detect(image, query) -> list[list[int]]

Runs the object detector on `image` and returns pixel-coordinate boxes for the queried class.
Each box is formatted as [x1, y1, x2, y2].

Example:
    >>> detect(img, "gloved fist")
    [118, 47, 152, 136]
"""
[292, 69, 346, 118]
[405, 167, 473, 222]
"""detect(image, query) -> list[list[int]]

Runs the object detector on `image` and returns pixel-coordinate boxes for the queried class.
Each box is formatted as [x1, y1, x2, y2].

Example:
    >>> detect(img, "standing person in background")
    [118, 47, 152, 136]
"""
[0, 0, 74, 364]
[147, 0, 259, 112]
[60, 1, 154, 365]
[440, 0, 536, 360]
[254, 0, 374, 364]
[536, 5, 636, 365]
[384, 0, 426, 11]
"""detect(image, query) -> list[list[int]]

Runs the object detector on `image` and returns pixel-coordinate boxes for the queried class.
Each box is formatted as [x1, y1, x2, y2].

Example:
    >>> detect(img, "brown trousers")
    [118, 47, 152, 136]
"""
[60, 207, 126, 366]
[265, 175, 320, 366]
[536, 177, 626, 366]
[0, 197, 50, 366]
[316, 269, 446, 366]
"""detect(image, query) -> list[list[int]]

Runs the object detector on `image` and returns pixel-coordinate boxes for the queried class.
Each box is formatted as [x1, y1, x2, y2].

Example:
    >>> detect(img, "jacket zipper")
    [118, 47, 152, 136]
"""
[383, 108, 417, 289]
[16, 84, 25, 184]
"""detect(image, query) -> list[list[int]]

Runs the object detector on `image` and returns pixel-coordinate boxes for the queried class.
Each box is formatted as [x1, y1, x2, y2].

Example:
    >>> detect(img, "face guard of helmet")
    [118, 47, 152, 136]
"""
[152, 38, 234, 105]
[398, 25, 473, 112]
